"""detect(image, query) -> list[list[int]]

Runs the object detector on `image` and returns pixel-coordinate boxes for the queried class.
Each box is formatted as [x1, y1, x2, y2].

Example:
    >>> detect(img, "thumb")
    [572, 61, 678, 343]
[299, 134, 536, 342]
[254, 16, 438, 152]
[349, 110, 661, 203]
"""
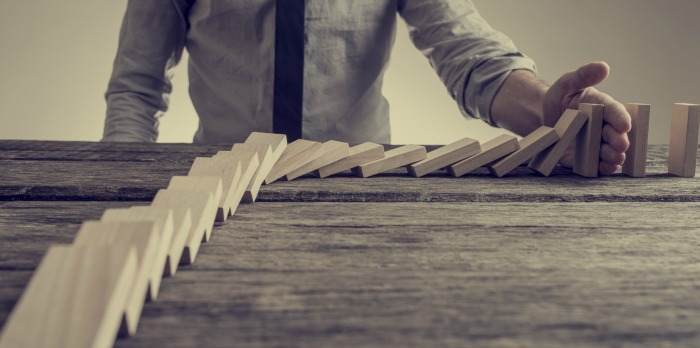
[556, 61, 610, 93]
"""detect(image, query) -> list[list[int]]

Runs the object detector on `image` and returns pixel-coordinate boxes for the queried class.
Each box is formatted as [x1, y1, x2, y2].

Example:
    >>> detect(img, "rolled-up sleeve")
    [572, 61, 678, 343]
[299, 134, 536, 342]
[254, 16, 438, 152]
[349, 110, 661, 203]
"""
[398, 0, 537, 126]
[103, 0, 191, 142]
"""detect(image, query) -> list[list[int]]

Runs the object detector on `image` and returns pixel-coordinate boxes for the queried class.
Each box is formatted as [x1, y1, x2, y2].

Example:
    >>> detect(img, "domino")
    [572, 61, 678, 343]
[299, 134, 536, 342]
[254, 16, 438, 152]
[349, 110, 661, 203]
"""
[214, 150, 260, 215]
[447, 135, 520, 177]
[313, 142, 385, 178]
[573, 103, 605, 177]
[285, 140, 350, 180]
[230, 143, 274, 202]
[166, 176, 222, 243]
[244, 132, 287, 162]
[73, 221, 160, 337]
[0, 245, 136, 348]
[265, 139, 323, 184]
[622, 103, 651, 177]
[487, 126, 559, 177]
[189, 157, 242, 222]
[668, 103, 700, 177]
[352, 145, 427, 178]
[529, 109, 588, 176]
[407, 137, 480, 177]
[101, 207, 175, 281]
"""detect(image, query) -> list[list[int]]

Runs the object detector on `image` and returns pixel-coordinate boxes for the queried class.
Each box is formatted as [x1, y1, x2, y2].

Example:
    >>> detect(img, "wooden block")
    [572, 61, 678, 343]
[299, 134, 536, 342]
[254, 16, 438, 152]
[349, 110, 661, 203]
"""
[0, 245, 136, 348]
[244, 132, 287, 161]
[529, 109, 588, 176]
[73, 221, 159, 337]
[487, 127, 559, 177]
[285, 140, 350, 180]
[189, 157, 242, 222]
[230, 143, 273, 202]
[668, 103, 700, 177]
[352, 145, 427, 178]
[314, 142, 385, 178]
[152, 189, 212, 265]
[407, 137, 481, 177]
[448, 135, 520, 177]
[622, 103, 651, 177]
[214, 150, 260, 215]
[573, 103, 605, 177]
[265, 139, 323, 184]
[101, 207, 175, 285]
[166, 176, 222, 244]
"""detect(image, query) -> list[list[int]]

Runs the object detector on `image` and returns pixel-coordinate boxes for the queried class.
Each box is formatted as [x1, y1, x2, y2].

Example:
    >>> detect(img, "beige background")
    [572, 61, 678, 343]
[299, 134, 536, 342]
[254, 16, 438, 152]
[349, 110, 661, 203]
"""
[0, 0, 698, 144]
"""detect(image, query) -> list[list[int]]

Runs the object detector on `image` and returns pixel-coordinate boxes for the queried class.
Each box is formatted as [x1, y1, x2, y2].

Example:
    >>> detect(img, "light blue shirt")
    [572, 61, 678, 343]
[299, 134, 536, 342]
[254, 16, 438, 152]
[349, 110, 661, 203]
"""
[103, 0, 537, 144]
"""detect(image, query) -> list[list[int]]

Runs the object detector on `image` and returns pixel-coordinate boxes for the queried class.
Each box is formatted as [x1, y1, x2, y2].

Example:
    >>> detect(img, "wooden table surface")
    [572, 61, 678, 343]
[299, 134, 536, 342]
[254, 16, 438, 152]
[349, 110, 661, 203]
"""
[1, 140, 700, 347]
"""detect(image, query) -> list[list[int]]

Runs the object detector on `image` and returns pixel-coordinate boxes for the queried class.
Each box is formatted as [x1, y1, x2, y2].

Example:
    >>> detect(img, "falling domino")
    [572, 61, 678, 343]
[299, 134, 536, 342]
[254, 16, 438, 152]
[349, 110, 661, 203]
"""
[407, 137, 481, 177]
[285, 140, 350, 180]
[313, 142, 385, 178]
[352, 145, 427, 178]
[573, 103, 605, 177]
[73, 221, 160, 337]
[166, 176, 222, 245]
[213, 150, 260, 215]
[230, 143, 274, 203]
[622, 103, 651, 177]
[447, 135, 520, 177]
[529, 109, 588, 176]
[265, 139, 324, 184]
[487, 126, 559, 177]
[668, 103, 700, 177]
[244, 132, 287, 164]
[0, 245, 136, 348]
[189, 157, 242, 222]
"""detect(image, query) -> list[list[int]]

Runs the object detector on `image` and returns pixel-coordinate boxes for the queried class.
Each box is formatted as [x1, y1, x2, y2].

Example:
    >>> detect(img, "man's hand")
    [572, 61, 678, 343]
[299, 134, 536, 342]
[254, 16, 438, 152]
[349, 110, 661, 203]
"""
[543, 62, 632, 175]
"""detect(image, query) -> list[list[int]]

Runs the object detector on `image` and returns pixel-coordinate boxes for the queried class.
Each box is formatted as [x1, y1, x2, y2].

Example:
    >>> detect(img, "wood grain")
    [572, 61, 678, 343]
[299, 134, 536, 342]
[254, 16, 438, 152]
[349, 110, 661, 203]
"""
[0, 244, 136, 348]
[668, 103, 700, 178]
[623, 103, 651, 178]
[407, 137, 480, 177]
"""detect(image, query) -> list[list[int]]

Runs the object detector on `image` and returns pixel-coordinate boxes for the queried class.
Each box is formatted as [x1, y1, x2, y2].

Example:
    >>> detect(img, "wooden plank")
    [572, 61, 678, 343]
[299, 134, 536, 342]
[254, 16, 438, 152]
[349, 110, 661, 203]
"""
[622, 103, 651, 178]
[166, 176, 222, 243]
[151, 190, 211, 265]
[72, 221, 159, 337]
[668, 103, 700, 178]
[244, 132, 287, 161]
[352, 145, 427, 178]
[313, 142, 385, 178]
[447, 135, 520, 177]
[214, 151, 260, 215]
[0, 245, 136, 348]
[407, 137, 481, 177]
[285, 141, 350, 180]
[529, 110, 588, 176]
[573, 103, 605, 178]
[0, 140, 229, 154]
[188, 157, 242, 222]
[487, 127, 559, 177]
[101, 207, 175, 286]
[265, 140, 323, 184]
[230, 143, 274, 203]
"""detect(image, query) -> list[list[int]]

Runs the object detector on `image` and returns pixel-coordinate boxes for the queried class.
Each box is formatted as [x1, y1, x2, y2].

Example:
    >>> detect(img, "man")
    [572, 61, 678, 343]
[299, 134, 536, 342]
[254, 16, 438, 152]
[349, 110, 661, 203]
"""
[103, 0, 630, 175]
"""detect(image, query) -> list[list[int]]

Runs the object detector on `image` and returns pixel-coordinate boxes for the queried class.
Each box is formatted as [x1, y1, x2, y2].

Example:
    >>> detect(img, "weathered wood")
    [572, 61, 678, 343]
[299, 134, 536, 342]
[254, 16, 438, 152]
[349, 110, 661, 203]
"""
[0, 140, 230, 154]
[2, 201, 700, 347]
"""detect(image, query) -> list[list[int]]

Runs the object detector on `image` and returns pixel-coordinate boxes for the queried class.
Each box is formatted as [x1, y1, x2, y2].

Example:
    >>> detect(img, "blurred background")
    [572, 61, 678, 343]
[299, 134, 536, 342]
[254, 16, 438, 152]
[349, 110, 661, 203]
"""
[0, 0, 698, 144]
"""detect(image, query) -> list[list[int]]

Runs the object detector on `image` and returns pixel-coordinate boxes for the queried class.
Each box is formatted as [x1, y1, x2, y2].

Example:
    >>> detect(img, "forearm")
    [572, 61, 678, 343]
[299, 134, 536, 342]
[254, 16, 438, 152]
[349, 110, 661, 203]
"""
[490, 70, 549, 137]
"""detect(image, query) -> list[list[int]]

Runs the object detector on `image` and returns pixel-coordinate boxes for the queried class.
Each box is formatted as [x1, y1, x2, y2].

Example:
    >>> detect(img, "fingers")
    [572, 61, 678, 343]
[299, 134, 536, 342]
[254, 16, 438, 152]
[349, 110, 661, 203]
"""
[600, 143, 625, 165]
[602, 123, 630, 152]
[599, 161, 620, 176]
[555, 61, 610, 93]
[600, 94, 632, 134]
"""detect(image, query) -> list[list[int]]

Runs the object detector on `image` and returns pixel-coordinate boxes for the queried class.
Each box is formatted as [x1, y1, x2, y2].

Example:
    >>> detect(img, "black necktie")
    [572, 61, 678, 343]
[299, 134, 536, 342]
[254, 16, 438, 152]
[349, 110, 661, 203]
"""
[273, 0, 305, 141]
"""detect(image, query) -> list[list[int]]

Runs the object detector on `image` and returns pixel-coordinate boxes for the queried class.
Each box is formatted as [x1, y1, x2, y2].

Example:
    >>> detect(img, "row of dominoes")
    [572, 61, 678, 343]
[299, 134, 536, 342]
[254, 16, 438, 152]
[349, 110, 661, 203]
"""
[0, 133, 289, 348]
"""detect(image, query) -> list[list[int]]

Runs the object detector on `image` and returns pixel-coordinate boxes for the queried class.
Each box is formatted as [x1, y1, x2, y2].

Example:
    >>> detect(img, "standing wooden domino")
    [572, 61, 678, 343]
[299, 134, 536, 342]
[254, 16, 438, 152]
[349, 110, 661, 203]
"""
[285, 140, 350, 180]
[214, 150, 260, 215]
[0, 245, 136, 348]
[573, 103, 605, 177]
[622, 103, 651, 177]
[73, 221, 160, 337]
[668, 103, 700, 177]
[352, 145, 427, 178]
[265, 139, 323, 184]
[189, 157, 242, 222]
[165, 176, 222, 245]
[313, 142, 385, 178]
[529, 109, 588, 176]
[407, 137, 480, 177]
[101, 207, 176, 280]
[487, 126, 559, 177]
[447, 135, 520, 177]
[230, 143, 273, 203]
